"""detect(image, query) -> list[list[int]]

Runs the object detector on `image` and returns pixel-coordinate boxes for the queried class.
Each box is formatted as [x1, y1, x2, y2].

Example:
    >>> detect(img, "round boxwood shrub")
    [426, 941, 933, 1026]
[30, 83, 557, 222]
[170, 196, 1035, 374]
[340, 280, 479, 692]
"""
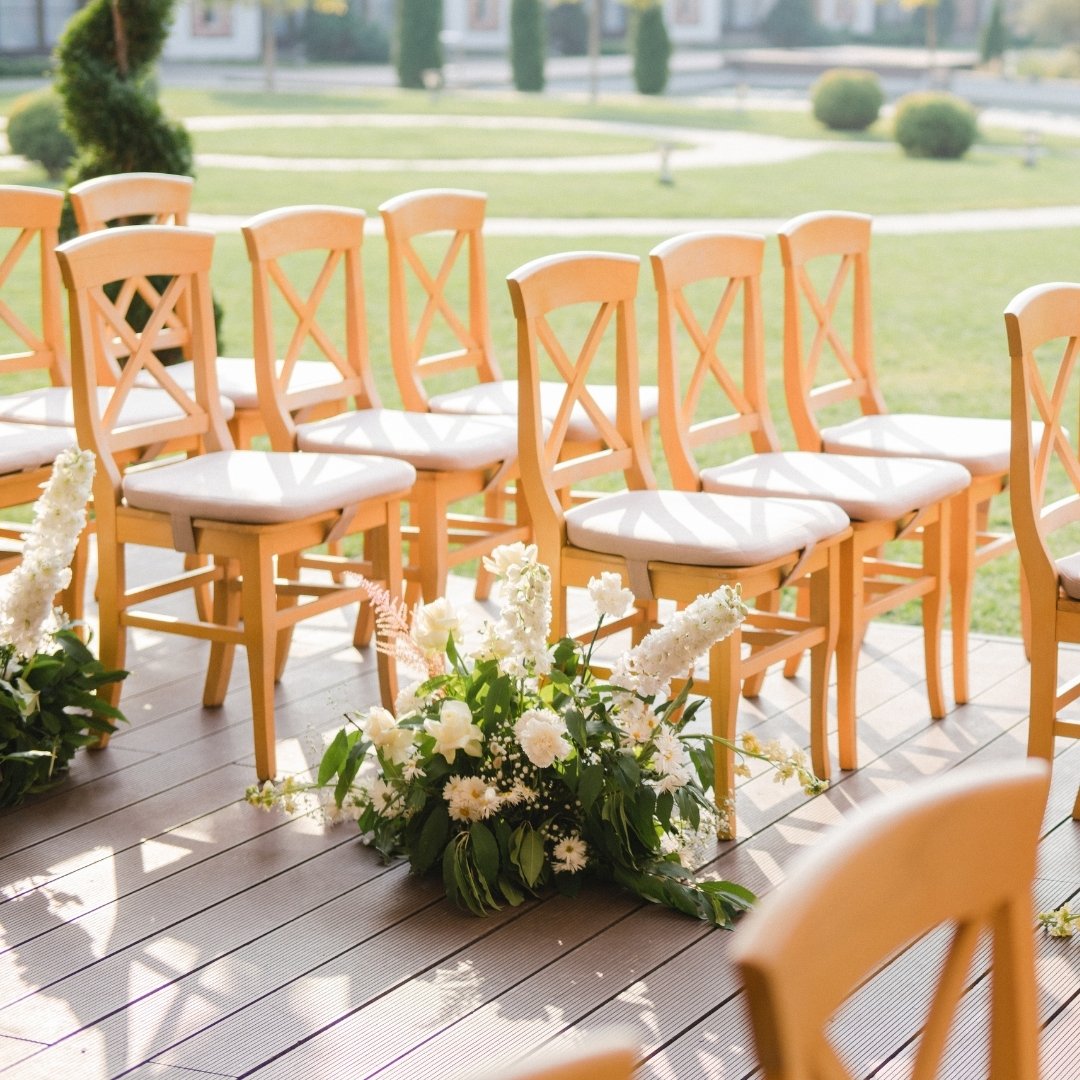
[6, 89, 75, 179]
[548, 1, 587, 56]
[762, 0, 824, 47]
[306, 7, 390, 63]
[811, 68, 884, 132]
[893, 92, 979, 159]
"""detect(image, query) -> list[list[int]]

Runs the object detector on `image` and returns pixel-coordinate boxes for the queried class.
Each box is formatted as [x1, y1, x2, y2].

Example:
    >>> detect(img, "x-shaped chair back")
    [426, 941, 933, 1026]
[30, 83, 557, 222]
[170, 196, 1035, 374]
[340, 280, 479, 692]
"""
[779, 210, 886, 451]
[380, 188, 499, 412]
[243, 205, 374, 446]
[652, 230, 782, 490]
[0, 185, 68, 386]
[69, 173, 196, 366]
[508, 250, 653, 545]
[733, 761, 1048, 1080]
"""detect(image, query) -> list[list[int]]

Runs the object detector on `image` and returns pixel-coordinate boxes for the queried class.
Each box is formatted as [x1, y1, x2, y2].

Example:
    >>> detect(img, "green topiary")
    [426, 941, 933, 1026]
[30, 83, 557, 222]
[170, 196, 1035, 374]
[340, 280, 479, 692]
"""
[893, 91, 979, 159]
[762, 0, 824, 47]
[980, 0, 1008, 64]
[6, 89, 76, 180]
[306, 4, 391, 63]
[511, 0, 546, 92]
[396, 0, 443, 89]
[630, 4, 671, 96]
[548, 1, 588, 56]
[55, 0, 192, 204]
[811, 68, 884, 132]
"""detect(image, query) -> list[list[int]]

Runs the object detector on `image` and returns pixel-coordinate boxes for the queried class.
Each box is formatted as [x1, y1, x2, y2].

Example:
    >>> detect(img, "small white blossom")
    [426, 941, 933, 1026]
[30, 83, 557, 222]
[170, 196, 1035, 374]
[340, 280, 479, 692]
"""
[514, 708, 572, 769]
[588, 572, 634, 621]
[551, 834, 588, 873]
[425, 699, 484, 762]
[394, 680, 428, 719]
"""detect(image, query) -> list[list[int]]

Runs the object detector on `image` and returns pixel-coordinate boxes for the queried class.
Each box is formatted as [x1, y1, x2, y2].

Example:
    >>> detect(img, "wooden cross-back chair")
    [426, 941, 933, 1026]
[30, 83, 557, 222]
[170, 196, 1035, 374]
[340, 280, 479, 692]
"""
[779, 211, 1016, 710]
[508, 250, 852, 834]
[652, 232, 969, 768]
[242, 204, 527, 605]
[55, 224, 416, 781]
[68, 171, 339, 447]
[379, 187, 660, 446]
[0, 185, 90, 618]
[1005, 281, 1080, 820]
[732, 760, 1050, 1080]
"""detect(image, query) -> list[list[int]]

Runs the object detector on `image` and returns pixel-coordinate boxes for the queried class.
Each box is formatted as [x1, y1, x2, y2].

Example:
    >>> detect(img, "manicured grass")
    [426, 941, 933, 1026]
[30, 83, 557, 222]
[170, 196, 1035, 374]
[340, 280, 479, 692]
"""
[190, 123, 661, 159]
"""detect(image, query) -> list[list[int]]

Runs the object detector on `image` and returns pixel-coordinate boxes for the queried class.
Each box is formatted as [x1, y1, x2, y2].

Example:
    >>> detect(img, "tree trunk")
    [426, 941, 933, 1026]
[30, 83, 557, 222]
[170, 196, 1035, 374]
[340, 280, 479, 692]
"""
[263, 5, 277, 93]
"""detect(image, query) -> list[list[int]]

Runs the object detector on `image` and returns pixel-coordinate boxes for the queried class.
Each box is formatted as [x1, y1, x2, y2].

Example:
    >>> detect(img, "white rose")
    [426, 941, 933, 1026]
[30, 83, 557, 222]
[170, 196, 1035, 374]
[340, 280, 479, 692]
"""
[482, 541, 538, 579]
[424, 699, 484, 762]
[412, 597, 460, 654]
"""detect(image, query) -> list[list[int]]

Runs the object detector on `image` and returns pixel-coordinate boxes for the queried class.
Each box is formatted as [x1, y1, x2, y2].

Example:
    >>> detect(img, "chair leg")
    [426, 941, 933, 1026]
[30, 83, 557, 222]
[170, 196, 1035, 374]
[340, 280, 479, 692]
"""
[783, 585, 809, 678]
[352, 529, 376, 649]
[414, 483, 449, 603]
[62, 526, 90, 627]
[473, 486, 504, 602]
[950, 488, 975, 705]
[274, 552, 300, 683]
[1026, 619, 1059, 761]
[204, 558, 239, 707]
[836, 539, 862, 772]
[924, 500, 950, 721]
[1019, 565, 1032, 663]
[92, 533, 128, 750]
[808, 546, 839, 783]
[368, 506, 404, 713]
[239, 540, 278, 782]
[710, 629, 742, 840]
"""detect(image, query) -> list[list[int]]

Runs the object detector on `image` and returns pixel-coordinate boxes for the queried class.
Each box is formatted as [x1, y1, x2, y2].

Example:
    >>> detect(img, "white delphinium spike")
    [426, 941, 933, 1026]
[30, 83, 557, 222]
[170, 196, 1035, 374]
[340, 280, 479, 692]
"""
[0, 447, 94, 658]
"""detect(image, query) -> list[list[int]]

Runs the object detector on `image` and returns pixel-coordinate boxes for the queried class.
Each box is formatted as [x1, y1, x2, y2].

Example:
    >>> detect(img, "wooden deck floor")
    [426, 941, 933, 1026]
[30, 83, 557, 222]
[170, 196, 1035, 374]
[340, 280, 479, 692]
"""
[0, 572, 1077, 1080]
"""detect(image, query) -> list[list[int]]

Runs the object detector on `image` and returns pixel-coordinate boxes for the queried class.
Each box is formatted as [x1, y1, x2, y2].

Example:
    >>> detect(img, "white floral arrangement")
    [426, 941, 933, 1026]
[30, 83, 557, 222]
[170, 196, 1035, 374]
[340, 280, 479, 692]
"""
[249, 543, 825, 926]
[0, 447, 127, 806]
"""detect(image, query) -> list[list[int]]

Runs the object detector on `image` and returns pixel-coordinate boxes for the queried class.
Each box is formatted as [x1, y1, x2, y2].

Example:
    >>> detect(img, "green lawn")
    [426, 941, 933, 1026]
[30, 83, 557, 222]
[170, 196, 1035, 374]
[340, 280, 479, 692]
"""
[2, 81, 1078, 637]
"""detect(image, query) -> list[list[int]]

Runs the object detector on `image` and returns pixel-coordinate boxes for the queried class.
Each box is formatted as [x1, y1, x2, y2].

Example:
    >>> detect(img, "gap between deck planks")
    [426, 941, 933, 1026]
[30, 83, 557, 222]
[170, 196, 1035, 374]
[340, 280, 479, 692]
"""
[0, 566, 1076, 1080]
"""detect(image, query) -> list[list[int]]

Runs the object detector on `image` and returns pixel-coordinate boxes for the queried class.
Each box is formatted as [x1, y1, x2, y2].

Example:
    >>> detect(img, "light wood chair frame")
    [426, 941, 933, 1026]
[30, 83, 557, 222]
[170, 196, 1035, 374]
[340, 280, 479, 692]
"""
[653, 231, 956, 768]
[732, 760, 1050, 1080]
[779, 210, 1014, 708]
[1005, 280, 1080, 819]
[55, 225, 410, 781]
[242, 204, 528, 605]
[509, 250, 846, 828]
[0, 185, 87, 616]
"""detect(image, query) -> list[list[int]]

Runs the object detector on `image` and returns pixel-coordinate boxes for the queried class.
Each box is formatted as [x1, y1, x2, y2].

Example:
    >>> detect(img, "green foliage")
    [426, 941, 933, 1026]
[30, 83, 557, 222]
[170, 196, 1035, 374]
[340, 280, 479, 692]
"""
[511, 0, 546, 92]
[1020, 0, 1080, 44]
[396, 0, 443, 89]
[980, 0, 1008, 62]
[894, 91, 978, 159]
[548, 0, 588, 56]
[630, 5, 671, 96]
[0, 630, 127, 807]
[55, 0, 193, 196]
[6, 90, 76, 180]
[811, 68, 884, 132]
[305, 4, 391, 63]
[761, 0, 826, 47]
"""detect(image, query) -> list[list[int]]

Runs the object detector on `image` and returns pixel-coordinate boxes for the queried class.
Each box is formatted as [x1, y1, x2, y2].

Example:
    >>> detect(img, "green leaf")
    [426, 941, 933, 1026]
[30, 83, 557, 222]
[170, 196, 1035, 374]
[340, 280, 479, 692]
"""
[577, 763, 604, 815]
[613, 752, 640, 793]
[564, 708, 587, 749]
[513, 824, 546, 887]
[414, 804, 450, 874]
[498, 874, 525, 906]
[318, 728, 350, 786]
[469, 822, 500, 885]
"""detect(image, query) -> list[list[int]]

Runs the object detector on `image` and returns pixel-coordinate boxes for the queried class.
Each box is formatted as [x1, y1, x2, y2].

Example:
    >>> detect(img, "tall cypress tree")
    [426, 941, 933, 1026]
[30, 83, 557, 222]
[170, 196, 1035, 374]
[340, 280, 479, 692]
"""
[511, 0, 545, 92]
[397, 0, 443, 89]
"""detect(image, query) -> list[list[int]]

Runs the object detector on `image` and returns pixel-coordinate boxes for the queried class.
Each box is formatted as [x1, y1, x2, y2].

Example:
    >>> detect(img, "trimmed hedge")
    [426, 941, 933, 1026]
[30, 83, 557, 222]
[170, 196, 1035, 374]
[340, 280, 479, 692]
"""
[894, 92, 978, 159]
[306, 6, 390, 63]
[548, 1, 587, 56]
[6, 90, 75, 179]
[631, 5, 671, 96]
[511, 0, 546, 92]
[396, 0, 443, 89]
[811, 68, 884, 132]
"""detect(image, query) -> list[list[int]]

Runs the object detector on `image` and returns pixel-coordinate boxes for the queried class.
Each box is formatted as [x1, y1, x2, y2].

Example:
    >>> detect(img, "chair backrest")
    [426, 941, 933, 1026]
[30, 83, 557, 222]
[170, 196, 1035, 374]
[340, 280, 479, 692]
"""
[379, 187, 500, 412]
[0, 185, 68, 385]
[68, 171, 193, 233]
[242, 204, 376, 449]
[506, 251, 654, 550]
[67, 173, 198, 368]
[731, 760, 1050, 1080]
[54, 225, 231, 504]
[651, 230, 782, 491]
[1004, 281, 1080, 596]
[778, 210, 887, 452]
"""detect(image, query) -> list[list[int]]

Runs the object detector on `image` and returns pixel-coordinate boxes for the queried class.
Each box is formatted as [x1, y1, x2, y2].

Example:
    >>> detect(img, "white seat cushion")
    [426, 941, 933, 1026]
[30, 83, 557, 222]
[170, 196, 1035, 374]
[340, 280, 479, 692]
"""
[821, 414, 1012, 478]
[0, 423, 78, 474]
[122, 450, 415, 526]
[296, 408, 518, 472]
[701, 451, 970, 523]
[1057, 553, 1080, 600]
[160, 356, 342, 410]
[429, 379, 660, 444]
[0, 386, 235, 427]
[565, 489, 849, 569]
